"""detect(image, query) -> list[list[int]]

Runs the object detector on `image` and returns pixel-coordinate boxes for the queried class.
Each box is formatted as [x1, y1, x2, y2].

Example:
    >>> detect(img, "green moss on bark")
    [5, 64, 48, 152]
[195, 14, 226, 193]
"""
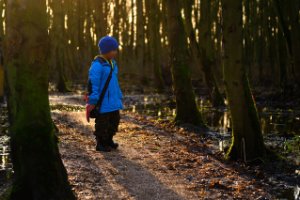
[222, 0, 265, 161]
[166, 0, 205, 126]
[4, 1, 75, 199]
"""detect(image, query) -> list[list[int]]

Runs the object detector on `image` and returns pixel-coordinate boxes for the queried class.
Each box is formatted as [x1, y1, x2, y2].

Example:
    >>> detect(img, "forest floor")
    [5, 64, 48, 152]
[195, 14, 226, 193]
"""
[50, 94, 299, 200]
[0, 93, 299, 199]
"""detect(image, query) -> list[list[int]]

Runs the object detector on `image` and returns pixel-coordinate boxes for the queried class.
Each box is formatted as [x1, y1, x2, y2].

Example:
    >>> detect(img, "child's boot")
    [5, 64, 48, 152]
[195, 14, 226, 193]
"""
[109, 139, 119, 149]
[96, 144, 112, 152]
[95, 136, 112, 152]
[108, 134, 118, 149]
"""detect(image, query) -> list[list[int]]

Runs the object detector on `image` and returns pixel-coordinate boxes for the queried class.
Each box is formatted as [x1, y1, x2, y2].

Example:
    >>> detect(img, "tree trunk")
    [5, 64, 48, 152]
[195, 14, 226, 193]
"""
[50, 0, 71, 92]
[198, 0, 224, 107]
[278, 32, 288, 92]
[288, 0, 300, 86]
[136, 0, 146, 83]
[147, 0, 164, 91]
[166, 0, 204, 126]
[113, 0, 121, 40]
[120, 1, 131, 70]
[184, 0, 224, 107]
[222, 0, 265, 161]
[272, 0, 296, 86]
[0, 45, 3, 102]
[0, 1, 4, 102]
[4, 0, 75, 199]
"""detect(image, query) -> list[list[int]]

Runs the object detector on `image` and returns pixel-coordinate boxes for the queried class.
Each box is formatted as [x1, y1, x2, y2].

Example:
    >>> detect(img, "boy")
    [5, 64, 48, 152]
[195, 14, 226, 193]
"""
[86, 36, 123, 152]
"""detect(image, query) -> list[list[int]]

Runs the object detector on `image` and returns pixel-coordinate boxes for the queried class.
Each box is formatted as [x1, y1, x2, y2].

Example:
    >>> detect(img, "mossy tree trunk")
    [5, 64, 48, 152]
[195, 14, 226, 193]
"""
[4, 0, 75, 199]
[222, 0, 265, 161]
[166, 0, 204, 126]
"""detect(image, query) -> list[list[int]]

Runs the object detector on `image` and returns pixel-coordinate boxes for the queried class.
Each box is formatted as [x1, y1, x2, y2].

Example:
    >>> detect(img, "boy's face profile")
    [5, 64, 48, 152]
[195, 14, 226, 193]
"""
[103, 50, 118, 60]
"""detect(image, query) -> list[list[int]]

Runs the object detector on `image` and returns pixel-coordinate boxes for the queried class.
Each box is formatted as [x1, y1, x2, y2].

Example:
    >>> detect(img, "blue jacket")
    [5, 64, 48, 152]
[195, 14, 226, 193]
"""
[88, 58, 123, 113]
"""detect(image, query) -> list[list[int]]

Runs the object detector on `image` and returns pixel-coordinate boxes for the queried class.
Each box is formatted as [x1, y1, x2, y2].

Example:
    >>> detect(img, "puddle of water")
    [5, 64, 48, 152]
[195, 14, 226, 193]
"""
[124, 94, 300, 135]
[0, 104, 13, 186]
[123, 94, 300, 163]
[276, 185, 300, 200]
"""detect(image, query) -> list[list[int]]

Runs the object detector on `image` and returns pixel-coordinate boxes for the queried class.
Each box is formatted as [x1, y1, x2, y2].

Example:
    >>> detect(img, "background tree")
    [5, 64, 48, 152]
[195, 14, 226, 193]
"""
[49, 0, 71, 92]
[0, 1, 4, 102]
[145, 0, 165, 91]
[183, 0, 224, 107]
[4, 0, 75, 199]
[272, 0, 300, 90]
[166, 0, 204, 126]
[136, 0, 146, 84]
[0, 40, 3, 102]
[222, 0, 265, 161]
[6, 0, 292, 99]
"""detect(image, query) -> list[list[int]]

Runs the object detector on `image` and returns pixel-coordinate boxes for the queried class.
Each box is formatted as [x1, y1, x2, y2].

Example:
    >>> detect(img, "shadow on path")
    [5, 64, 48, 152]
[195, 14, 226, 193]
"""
[57, 112, 184, 200]
[100, 150, 184, 200]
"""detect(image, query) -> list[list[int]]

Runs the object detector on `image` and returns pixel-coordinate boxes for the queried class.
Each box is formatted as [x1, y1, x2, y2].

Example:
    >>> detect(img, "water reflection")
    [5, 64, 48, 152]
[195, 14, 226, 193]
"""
[294, 185, 300, 200]
[125, 94, 300, 137]
[0, 105, 13, 186]
[124, 94, 300, 164]
[127, 95, 300, 136]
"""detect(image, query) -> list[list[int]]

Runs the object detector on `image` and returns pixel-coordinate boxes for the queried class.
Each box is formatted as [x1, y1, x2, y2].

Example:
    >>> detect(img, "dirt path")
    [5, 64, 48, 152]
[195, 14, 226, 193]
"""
[52, 109, 276, 200]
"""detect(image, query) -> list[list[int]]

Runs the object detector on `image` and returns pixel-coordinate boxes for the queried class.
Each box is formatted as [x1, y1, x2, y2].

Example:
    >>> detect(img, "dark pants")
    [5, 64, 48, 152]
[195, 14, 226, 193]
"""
[94, 110, 120, 146]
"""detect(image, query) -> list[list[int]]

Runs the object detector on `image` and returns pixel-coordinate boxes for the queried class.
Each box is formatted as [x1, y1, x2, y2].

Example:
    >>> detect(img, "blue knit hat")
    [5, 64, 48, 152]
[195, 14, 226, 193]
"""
[98, 36, 119, 54]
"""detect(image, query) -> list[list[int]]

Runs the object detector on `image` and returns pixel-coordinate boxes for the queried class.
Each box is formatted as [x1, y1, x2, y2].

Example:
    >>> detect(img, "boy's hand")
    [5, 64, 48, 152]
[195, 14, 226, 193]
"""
[83, 94, 89, 103]
[86, 104, 96, 122]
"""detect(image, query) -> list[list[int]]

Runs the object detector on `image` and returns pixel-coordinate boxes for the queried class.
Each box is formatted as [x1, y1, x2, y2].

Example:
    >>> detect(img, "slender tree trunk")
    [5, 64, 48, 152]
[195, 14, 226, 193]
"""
[198, 0, 224, 107]
[120, 1, 131, 70]
[136, 0, 146, 83]
[272, 0, 296, 86]
[147, 0, 164, 91]
[0, 42, 3, 102]
[166, 0, 204, 126]
[4, 0, 75, 199]
[50, 0, 71, 92]
[113, 0, 120, 39]
[288, 0, 300, 86]
[278, 32, 288, 92]
[93, 1, 105, 39]
[0, 1, 4, 102]
[184, 0, 224, 107]
[130, 0, 135, 63]
[222, 0, 265, 161]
